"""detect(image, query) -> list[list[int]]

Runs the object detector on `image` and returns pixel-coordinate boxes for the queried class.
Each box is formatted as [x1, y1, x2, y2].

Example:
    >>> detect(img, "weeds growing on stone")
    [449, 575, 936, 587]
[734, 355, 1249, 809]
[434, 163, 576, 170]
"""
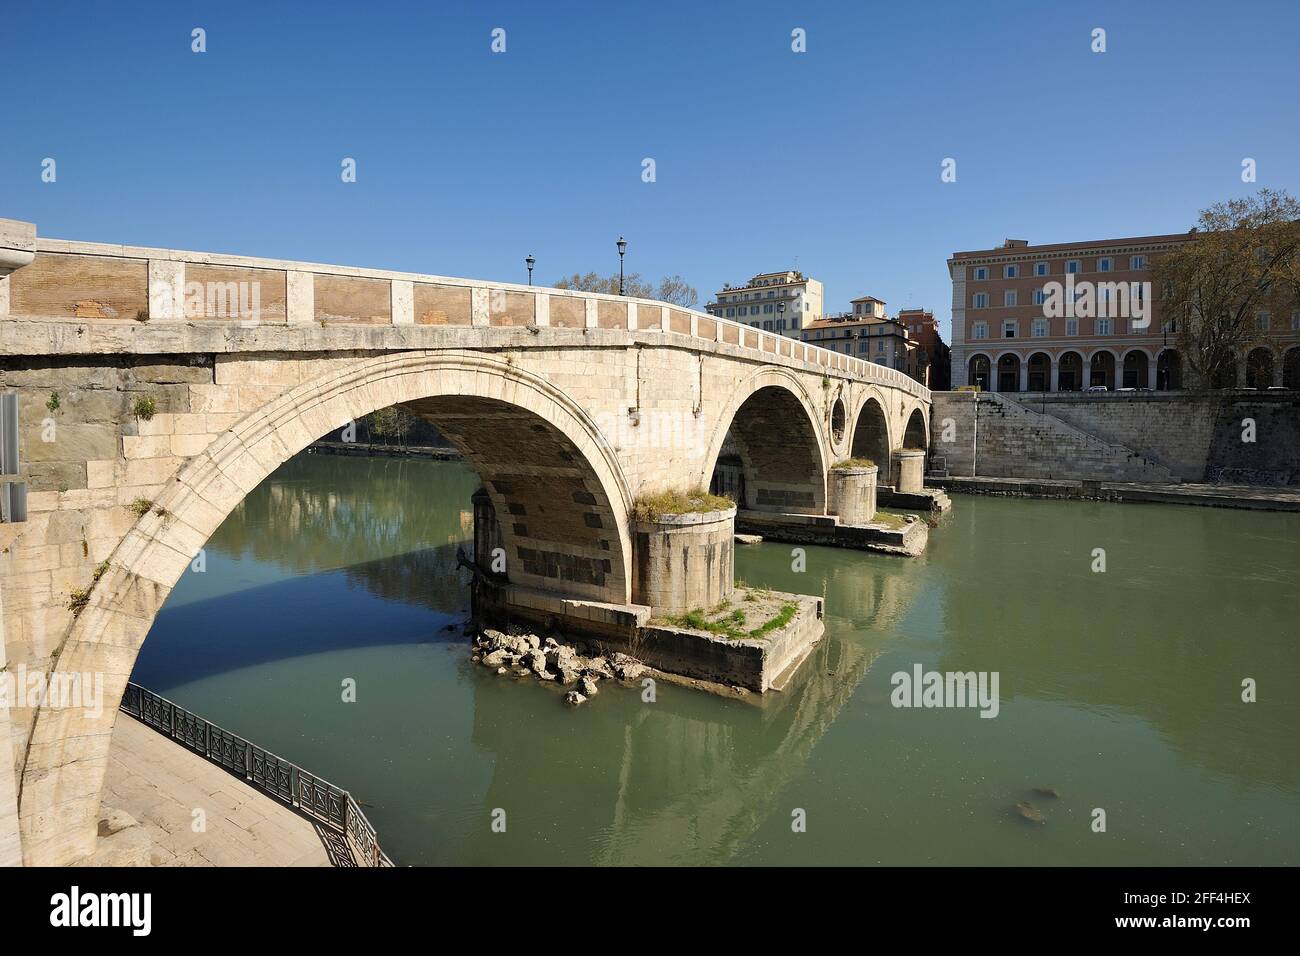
[67, 588, 89, 614]
[632, 488, 733, 522]
[132, 396, 156, 421]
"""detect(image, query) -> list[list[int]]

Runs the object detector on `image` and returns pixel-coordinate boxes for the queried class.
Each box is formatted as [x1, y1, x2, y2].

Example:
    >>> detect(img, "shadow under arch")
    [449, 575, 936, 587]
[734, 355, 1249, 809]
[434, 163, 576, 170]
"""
[702, 369, 827, 515]
[19, 349, 633, 865]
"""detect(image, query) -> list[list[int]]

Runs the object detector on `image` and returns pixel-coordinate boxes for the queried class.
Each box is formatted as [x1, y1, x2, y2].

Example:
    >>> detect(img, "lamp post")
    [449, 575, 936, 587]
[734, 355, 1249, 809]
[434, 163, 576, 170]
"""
[616, 236, 627, 296]
[777, 301, 785, 335]
[525, 254, 535, 286]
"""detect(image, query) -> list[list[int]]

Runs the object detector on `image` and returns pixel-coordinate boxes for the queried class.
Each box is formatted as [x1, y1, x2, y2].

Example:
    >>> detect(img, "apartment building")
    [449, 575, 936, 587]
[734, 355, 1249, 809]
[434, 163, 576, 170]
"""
[948, 234, 1300, 392]
[898, 308, 951, 390]
[801, 295, 910, 370]
[705, 270, 824, 338]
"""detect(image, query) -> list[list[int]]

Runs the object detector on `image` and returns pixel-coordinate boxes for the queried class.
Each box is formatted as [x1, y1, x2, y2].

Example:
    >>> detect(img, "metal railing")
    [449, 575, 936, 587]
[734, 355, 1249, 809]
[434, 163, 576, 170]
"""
[120, 681, 393, 867]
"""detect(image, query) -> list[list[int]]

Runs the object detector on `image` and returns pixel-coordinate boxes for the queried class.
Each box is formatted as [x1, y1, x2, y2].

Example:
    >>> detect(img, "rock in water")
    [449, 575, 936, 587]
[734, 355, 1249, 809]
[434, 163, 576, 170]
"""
[584, 657, 615, 680]
[579, 675, 599, 697]
[564, 691, 587, 707]
[496, 667, 508, 675]
[481, 650, 509, 668]
[525, 649, 555, 680]
[1014, 801, 1046, 824]
[1034, 787, 1061, 799]
[609, 653, 646, 681]
[556, 664, 582, 686]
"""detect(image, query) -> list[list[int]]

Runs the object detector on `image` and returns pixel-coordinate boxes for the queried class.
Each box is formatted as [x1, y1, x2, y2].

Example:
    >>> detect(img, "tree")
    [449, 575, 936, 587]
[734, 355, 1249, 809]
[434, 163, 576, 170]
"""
[367, 405, 417, 450]
[1154, 189, 1300, 388]
[655, 275, 699, 308]
[552, 271, 694, 304]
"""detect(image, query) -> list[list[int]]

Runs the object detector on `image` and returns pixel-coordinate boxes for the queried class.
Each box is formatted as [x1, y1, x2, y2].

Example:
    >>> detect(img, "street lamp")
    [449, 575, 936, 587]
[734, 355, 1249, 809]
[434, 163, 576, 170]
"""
[616, 236, 627, 296]
[525, 254, 535, 286]
[776, 301, 785, 335]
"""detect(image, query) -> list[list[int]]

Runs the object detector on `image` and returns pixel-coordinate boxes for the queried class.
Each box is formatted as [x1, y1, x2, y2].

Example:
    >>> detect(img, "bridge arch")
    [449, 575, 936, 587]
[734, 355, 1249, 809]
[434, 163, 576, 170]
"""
[702, 368, 828, 515]
[902, 406, 929, 450]
[18, 349, 633, 865]
[848, 392, 893, 477]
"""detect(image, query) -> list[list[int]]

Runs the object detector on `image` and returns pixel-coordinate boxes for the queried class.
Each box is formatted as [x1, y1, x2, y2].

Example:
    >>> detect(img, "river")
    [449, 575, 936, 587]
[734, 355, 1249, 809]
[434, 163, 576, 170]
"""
[129, 453, 1300, 865]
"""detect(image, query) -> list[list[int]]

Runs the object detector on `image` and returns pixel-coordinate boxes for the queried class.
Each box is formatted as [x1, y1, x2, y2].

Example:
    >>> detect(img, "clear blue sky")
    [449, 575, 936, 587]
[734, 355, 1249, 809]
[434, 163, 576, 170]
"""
[3, 0, 1298, 339]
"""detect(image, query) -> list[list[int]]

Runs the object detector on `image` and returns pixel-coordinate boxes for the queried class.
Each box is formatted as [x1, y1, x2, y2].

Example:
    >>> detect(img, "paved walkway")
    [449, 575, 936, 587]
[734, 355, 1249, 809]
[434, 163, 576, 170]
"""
[103, 715, 336, 866]
[934, 476, 1300, 511]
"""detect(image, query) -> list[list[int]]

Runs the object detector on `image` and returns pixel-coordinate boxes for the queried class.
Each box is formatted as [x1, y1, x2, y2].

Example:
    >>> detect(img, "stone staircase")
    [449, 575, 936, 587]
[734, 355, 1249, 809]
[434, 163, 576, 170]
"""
[975, 392, 1177, 482]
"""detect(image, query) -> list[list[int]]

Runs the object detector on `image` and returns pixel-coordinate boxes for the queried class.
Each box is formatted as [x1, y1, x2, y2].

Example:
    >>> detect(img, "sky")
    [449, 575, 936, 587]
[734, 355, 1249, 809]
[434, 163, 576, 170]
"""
[3, 0, 1298, 340]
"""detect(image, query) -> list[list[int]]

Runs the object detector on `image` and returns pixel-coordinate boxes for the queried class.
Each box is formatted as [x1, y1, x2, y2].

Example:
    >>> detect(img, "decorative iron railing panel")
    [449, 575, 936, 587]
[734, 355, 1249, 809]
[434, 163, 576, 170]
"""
[296, 769, 347, 830]
[173, 709, 208, 754]
[346, 795, 379, 867]
[118, 682, 391, 866]
[250, 746, 294, 803]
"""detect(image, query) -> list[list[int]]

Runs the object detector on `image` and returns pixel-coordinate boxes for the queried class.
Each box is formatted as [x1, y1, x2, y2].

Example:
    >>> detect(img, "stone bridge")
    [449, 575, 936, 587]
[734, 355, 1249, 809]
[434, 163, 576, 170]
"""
[0, 217, 929, 865]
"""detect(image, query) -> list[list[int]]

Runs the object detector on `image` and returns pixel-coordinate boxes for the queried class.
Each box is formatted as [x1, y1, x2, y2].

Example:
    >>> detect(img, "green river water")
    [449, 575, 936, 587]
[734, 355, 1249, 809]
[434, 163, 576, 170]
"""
[130, 453, 1300, 866]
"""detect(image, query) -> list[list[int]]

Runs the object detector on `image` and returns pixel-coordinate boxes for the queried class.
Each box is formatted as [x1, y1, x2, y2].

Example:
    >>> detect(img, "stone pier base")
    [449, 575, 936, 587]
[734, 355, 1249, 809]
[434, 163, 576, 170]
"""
[632, 508, 736, 614]
[828, 465, 878, 524]
[734, 509, 928, 557]
[475, 581, 823, 693]
[891, 449, 927, 493]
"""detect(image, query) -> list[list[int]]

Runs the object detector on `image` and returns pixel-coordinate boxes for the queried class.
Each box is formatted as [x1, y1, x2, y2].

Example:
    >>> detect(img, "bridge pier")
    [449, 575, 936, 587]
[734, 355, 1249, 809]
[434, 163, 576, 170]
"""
[631, 507, 735, 614]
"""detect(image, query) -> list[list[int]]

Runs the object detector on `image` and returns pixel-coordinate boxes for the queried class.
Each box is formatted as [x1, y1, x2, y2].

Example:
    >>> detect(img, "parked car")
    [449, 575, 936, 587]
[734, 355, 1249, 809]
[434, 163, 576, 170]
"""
[1086, 385, 1109, 392]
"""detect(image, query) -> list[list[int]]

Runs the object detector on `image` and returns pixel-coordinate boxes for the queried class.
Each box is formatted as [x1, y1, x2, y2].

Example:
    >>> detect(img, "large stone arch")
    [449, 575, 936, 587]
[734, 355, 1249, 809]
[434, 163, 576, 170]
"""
[902, 405, 929, 450]
[17, 349, 633, 865]
[848, 392, 893, 478]
[701, 368, 828, 515]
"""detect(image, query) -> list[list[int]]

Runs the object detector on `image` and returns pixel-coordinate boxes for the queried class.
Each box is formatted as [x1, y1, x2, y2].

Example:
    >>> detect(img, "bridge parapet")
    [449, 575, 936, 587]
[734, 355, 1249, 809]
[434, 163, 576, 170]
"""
[0, 219, 928, 402]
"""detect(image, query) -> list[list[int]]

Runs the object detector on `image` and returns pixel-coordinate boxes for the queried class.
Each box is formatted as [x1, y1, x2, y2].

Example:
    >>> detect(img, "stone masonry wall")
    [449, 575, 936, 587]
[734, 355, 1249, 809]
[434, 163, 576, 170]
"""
[932, 391, 1300, 483]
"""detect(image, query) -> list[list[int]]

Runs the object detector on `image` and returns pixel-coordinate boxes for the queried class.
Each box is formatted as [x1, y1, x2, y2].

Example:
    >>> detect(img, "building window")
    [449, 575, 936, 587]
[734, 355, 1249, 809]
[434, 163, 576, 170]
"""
[726, 308, 734, 317]
[974, 267, 988, 280]
[972, 293, 989, 308]
[1292, 310, 1300, 330]
[1004, 265, 1018, 279]
[1033, 289, 1047, 306]
[971, 322, 988, 340]
[1066, 259, 1081, 274]
[1032, 319, 1048, 337]
[1257, 311, 1271, 331]
[1130, 255, 1147, 270]
[877, 341, 884, 353]
[1035, 262, 1049, 276]
[1003, 321, 1017, 338]
[1004, 290, 1018, 307]
[1099, 258, 1113, 272]
[1096, 318, 1113, 335]
[1066, 319, 1079, 336]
